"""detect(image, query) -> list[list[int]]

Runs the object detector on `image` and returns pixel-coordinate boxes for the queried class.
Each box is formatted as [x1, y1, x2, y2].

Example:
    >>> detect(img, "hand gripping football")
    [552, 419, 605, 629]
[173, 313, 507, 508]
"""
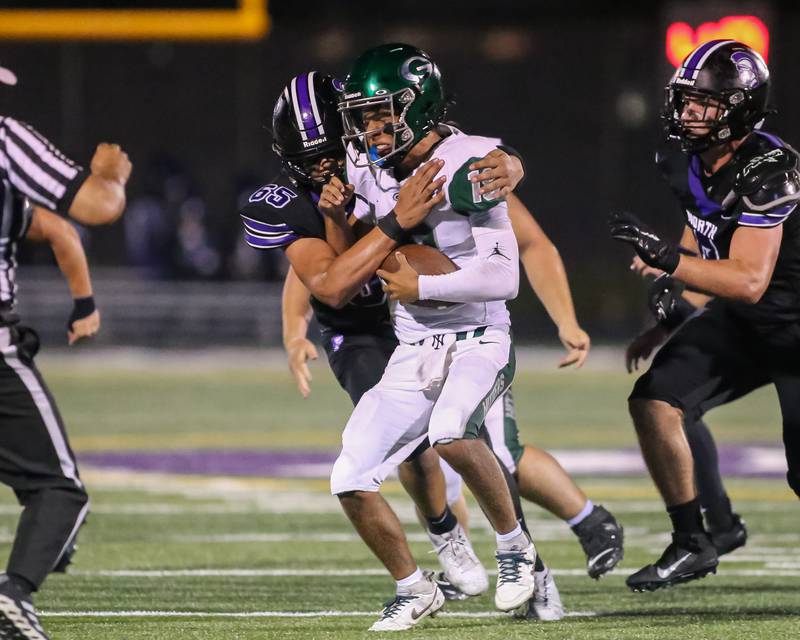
[379, 244, 458, 309]
[379, 244, 458, 276]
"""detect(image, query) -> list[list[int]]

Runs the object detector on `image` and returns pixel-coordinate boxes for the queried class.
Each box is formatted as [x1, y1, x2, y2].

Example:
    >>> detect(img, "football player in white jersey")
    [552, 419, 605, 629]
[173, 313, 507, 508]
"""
[326, 43, 544, 630]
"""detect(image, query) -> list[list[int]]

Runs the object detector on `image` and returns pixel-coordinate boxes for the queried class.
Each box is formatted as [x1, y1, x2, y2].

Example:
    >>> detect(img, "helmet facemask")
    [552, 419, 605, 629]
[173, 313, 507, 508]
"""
[339, 88, 418, 168]
[275, 145, 346, 192]
[663, 87, 739, 153]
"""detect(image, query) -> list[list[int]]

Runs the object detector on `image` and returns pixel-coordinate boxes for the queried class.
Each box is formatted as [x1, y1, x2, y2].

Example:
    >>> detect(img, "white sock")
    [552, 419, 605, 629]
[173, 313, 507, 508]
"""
[495, 523, 524, 545]
[396, 568, 423, 590]
[567, 499, 594, 527]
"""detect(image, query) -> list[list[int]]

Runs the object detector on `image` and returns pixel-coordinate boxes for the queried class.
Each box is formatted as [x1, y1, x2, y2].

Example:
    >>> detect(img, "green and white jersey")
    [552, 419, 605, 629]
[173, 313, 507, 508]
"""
[347, 127, 513, 343]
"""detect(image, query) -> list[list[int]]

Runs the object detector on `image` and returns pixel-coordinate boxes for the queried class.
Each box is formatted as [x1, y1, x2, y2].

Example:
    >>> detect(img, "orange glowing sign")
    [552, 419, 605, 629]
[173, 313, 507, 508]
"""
[666, 16, 769, 67]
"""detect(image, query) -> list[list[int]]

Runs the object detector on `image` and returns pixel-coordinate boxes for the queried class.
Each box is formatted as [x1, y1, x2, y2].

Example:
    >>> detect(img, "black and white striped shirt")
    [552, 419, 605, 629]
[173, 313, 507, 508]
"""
[0, 116, 86, 309]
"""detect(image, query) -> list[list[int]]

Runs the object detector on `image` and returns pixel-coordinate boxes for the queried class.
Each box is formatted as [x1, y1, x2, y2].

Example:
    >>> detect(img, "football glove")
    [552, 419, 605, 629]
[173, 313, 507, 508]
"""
[609, 211, 680, 274]
[648, 274, 696, 331]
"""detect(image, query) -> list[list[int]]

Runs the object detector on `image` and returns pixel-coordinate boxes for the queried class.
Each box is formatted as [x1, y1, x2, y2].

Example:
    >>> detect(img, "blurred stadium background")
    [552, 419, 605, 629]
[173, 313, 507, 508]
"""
[0, 2, 797, 639]
[0, 0, 793, 346]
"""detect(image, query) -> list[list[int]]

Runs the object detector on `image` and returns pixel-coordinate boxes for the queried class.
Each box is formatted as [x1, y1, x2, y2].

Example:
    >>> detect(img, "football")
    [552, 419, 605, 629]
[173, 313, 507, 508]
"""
[379, 244, 458, 276]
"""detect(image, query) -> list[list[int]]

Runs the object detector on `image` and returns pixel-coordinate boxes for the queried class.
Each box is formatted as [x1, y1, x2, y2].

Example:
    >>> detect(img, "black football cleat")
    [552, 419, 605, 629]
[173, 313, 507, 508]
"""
[0, 575, 49, 640]
[627, 532, 718, 592]
[709, 513, 748, 556]
[432, 571, 469, 601]
[572, 505, 625, 579]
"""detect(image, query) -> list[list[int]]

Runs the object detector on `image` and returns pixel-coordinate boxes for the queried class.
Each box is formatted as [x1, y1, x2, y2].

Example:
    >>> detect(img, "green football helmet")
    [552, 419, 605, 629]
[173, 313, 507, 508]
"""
[339, 43, 447, 168]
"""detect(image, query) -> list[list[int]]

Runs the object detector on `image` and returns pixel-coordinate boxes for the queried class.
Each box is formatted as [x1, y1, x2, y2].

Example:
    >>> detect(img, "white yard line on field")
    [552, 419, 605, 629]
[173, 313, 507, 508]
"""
[40, 609, 598, 619]
[71, 567, 800, 578]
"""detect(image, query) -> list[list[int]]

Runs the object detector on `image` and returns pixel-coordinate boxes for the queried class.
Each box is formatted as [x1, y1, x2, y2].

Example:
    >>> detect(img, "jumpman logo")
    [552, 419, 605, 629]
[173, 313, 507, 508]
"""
[490, 243, 510, 260]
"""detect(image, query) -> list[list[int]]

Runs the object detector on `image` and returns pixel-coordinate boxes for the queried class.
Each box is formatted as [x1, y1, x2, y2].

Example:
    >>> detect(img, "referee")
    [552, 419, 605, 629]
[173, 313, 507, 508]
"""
[0, 63, 131, 639]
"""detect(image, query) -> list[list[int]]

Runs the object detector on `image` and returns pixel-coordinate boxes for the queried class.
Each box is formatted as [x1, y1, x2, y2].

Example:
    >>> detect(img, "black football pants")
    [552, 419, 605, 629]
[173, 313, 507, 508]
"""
[631, 301, 800, 499]
[0, 326, 89, 590]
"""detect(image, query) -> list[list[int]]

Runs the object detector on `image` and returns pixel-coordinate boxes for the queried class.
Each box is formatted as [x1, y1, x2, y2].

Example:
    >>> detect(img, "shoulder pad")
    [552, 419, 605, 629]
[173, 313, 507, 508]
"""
[734, 147, 798, 196]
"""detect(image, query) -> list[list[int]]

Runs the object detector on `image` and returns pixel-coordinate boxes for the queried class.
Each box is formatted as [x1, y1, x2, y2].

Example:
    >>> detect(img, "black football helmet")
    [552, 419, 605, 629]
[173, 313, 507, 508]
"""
[271, 71, 346, 190]
[663, 40, 771, 153]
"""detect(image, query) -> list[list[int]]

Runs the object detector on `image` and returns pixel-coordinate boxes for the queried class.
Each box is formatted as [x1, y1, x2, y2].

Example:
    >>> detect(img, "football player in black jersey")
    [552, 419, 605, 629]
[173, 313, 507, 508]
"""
[626, 268, 748, 558]
[610, 40, 800, 592]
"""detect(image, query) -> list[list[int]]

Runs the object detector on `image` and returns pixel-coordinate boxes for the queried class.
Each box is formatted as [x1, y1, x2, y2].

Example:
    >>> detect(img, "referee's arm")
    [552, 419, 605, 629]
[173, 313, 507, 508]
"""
[70, 142, 132, 225]
[0, 117, 131, 225]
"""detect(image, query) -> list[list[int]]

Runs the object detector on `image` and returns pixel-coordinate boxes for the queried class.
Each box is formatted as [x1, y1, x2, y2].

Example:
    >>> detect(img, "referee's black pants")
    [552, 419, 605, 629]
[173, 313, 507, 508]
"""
[630, 301, 800, 499]
[0, 325, 89, 591]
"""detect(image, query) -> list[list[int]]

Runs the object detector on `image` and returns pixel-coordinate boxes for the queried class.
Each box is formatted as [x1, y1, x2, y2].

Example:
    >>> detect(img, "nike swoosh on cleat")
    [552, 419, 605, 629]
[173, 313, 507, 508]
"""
[478, 340, 498, 344]
[656, 553, 692, 579]
[410, 601, 433, 620]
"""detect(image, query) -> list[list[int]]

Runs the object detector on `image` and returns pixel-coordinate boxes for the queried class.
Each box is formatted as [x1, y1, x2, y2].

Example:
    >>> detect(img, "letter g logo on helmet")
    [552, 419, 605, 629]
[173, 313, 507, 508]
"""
[400, 56, 433, 83]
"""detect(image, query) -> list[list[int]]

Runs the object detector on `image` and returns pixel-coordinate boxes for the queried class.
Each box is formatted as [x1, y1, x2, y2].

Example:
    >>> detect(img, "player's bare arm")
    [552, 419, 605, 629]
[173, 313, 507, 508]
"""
[69, 143, 132, 226]
[286, 158, 445, 308]
[318, 175, 356, 255]
[281, 267, 318, 398]
[672, 225, 782, 303]
[508, 194, 590, 368]
[25, 207, 99, 345]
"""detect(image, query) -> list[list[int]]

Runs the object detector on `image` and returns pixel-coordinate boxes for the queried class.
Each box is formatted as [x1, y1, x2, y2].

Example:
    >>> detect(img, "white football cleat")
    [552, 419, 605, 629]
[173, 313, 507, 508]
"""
[513, 566, 565, 621]
[427, 524, 489, 596]
[369, 571, 445, 632]
[494, 540, 536, 611]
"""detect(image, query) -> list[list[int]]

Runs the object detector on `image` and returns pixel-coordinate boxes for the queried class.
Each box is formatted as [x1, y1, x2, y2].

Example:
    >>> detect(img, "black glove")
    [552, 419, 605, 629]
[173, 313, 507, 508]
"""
[648, 274, 696, 331]
[609, 211, 681, 274]
[67, 296, 96, 331]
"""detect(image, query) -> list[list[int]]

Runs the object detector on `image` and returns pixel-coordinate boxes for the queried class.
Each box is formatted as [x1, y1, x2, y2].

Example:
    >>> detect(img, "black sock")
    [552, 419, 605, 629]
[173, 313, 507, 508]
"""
[7, 573, 35, 596]
[427, 506, 458, 535]
[704, 496, 735, 531]
[667, 498, 705, 535]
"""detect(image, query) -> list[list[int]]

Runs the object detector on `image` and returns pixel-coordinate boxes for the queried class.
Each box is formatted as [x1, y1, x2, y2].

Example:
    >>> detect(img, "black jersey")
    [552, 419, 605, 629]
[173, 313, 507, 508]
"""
[657, 130, 800, 326]
[238, 172, 389, 334]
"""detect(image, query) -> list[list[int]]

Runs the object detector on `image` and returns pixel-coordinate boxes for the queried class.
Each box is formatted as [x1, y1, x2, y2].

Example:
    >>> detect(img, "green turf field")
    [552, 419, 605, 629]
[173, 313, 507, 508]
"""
[1, 355, 794, 639]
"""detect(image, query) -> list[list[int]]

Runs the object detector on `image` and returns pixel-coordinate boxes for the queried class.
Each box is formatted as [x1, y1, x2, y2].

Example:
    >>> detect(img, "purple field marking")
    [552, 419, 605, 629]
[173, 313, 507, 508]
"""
[77, 445, 788, 479]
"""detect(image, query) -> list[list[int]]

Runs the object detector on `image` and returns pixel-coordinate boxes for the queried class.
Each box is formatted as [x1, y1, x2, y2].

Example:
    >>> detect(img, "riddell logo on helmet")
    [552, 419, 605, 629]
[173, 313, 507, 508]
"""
[344, 92, 361, 99]
[302, 137, 327, 148]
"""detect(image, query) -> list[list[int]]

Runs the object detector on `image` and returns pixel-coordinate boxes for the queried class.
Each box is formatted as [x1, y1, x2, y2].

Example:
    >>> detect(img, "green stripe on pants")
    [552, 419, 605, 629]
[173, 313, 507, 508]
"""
[463, 340, 516, 439]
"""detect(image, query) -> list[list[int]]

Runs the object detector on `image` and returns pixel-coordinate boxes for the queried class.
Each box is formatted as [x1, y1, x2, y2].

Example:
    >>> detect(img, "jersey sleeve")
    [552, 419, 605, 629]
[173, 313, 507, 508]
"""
[238, 182, 310, 250]
[0, 117, 86, 216]
[351, 193, 374, 224]
[443, 137, 507, 215]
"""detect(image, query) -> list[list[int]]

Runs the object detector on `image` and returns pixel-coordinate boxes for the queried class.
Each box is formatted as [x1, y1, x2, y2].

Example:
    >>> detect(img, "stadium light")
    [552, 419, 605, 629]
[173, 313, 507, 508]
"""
[666, 15, 769, 67]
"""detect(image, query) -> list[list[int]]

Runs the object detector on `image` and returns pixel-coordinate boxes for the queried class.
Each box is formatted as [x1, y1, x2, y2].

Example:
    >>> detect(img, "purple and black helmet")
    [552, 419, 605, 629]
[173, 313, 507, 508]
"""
[271, 71, 346, 188]
[663, 40, 771, 153]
